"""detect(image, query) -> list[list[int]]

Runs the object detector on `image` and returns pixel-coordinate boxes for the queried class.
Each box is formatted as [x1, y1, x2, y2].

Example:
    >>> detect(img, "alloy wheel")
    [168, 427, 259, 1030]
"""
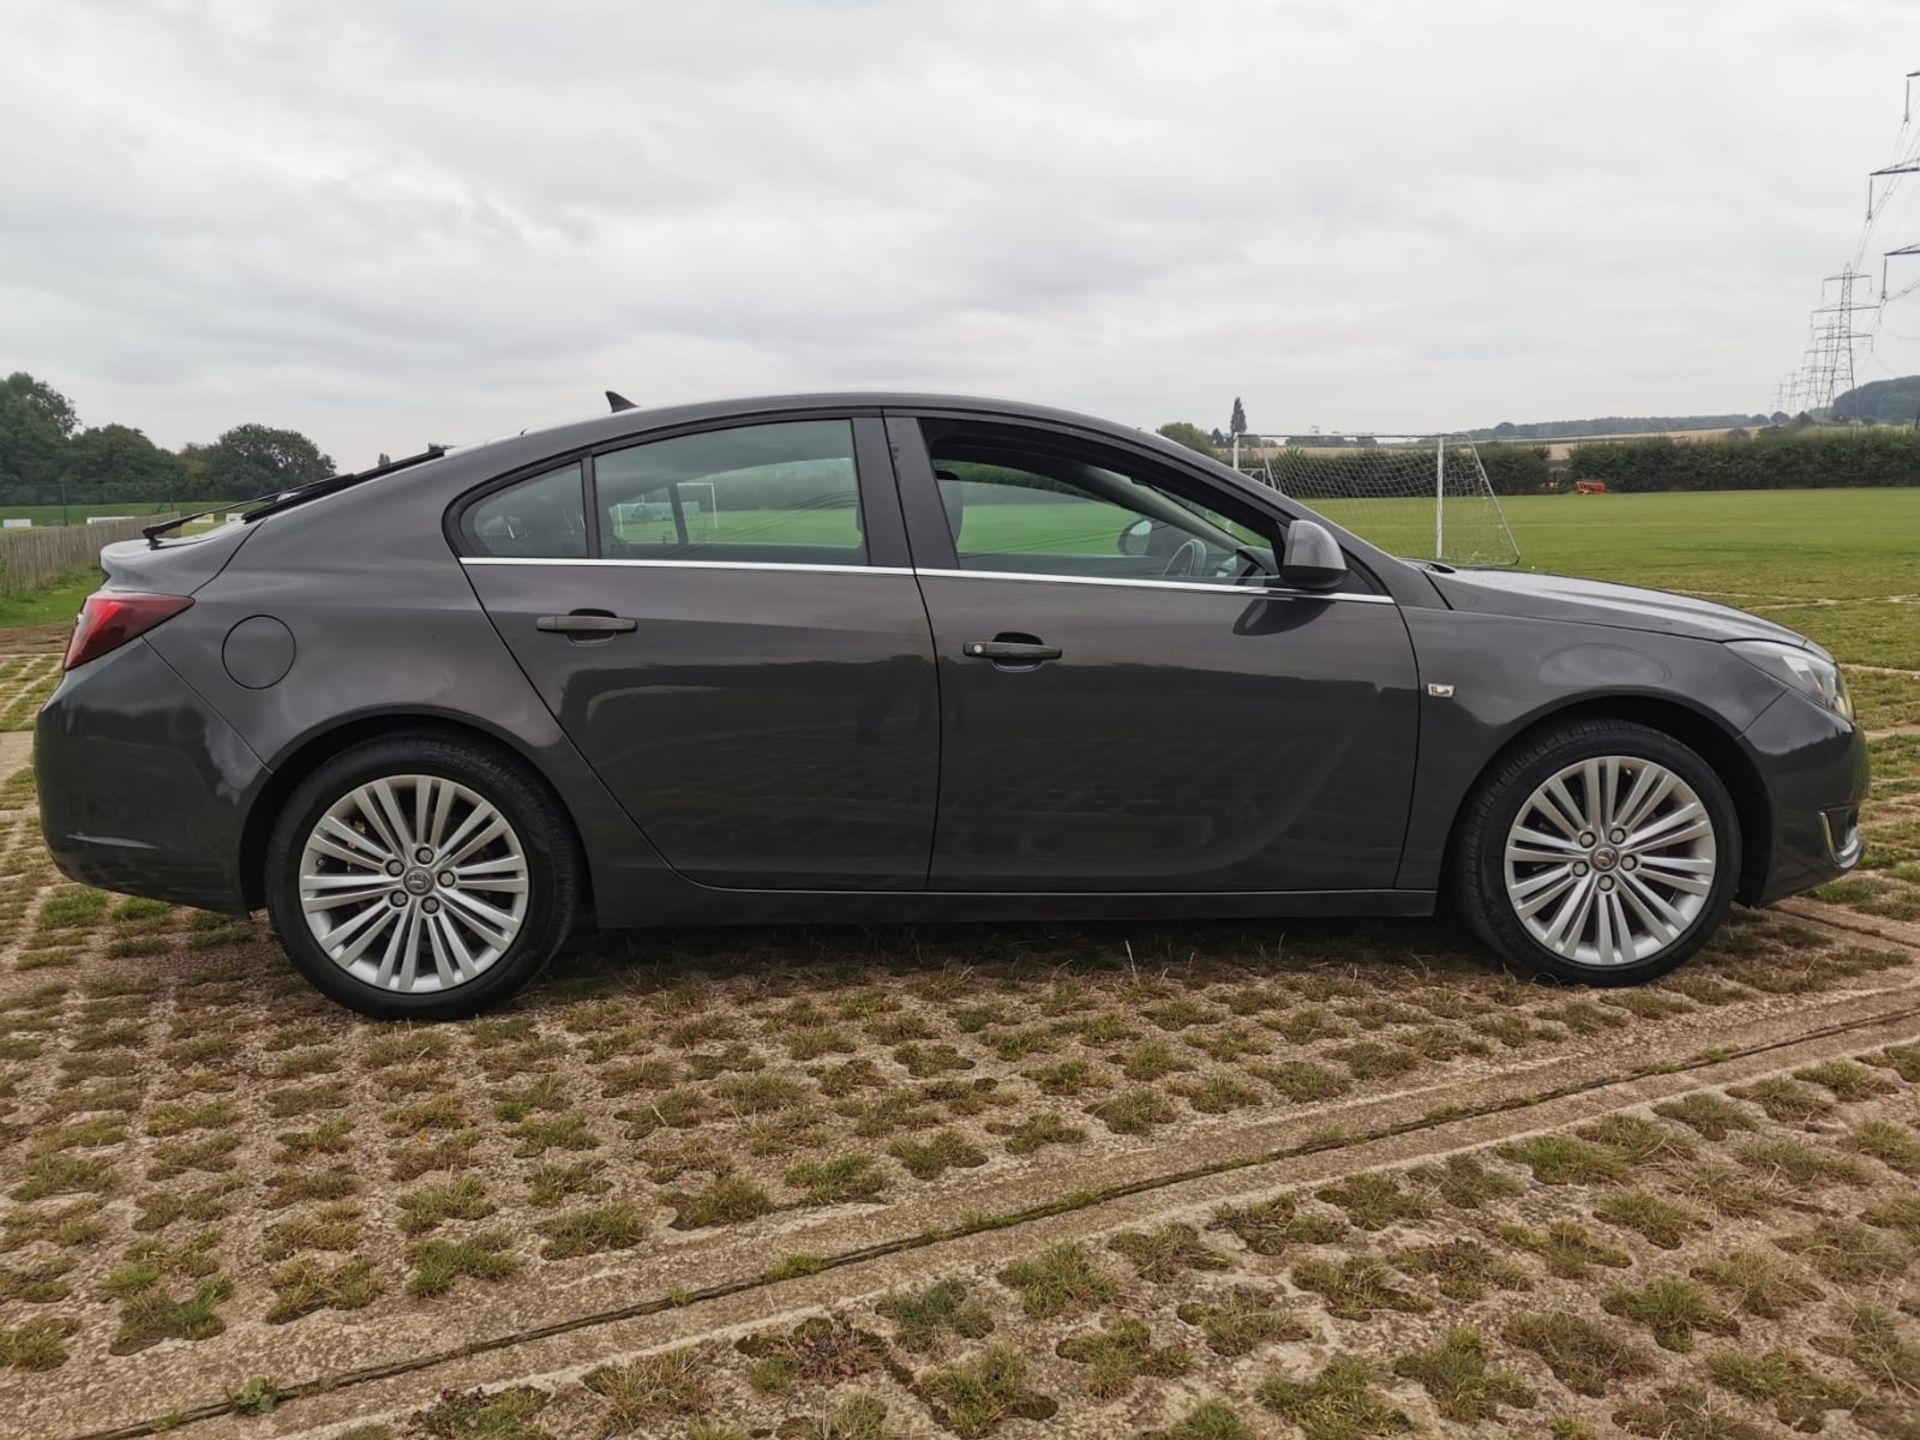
[1502, 754, 1717, 968]
[297, 774, 530, 992]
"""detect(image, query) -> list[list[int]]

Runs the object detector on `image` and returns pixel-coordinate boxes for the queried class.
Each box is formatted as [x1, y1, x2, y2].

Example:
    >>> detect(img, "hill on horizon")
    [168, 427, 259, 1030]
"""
[1829, 375, 1920, 424]
[1462, 412, 1771, 442]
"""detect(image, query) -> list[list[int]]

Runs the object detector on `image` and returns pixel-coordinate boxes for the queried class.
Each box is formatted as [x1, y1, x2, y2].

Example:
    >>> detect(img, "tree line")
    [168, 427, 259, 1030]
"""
[1477, 426, 1920, 494]
[1159, 406, 1920, 495]
[0, 372, 335, 511]
[1827, 375, 1920, 425]
[1465, 412, 1776, 441]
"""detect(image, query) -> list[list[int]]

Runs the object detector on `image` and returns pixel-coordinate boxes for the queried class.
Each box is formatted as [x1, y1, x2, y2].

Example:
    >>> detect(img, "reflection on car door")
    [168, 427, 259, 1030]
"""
[891, 415, 1421, 893]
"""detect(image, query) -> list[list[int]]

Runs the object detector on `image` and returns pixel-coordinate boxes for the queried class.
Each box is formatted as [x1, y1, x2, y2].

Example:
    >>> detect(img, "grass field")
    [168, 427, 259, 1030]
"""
[1312, 488, 1920, 673]
[0, 570, 96, 633]
[1492, 490, 1920, 672]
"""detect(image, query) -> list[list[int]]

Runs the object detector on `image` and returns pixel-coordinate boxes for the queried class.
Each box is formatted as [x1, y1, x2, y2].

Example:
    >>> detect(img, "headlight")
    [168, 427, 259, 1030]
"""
[1728, 639, 1853, 722]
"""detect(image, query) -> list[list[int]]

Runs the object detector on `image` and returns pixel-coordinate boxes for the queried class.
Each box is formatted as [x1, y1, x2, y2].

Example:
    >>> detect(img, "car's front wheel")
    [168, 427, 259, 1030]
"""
[264, 732, 579, 1020]
[1455, 718, 1739, 985]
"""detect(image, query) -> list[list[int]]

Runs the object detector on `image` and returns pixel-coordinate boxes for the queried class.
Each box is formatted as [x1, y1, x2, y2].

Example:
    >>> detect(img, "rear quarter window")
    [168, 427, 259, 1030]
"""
[461, 463, 587, 558]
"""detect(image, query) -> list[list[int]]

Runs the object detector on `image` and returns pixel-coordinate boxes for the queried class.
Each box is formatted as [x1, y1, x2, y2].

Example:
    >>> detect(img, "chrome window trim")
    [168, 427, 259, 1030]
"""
[914, 567, 1398, 604]
[456, 555, 1395, 603]
[460, 557, 910, 577]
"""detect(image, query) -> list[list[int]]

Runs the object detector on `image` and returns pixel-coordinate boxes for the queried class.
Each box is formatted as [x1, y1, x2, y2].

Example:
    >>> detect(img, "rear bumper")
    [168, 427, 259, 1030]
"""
[35, 639, 263, 913]
[1740, 689, 1870, 907]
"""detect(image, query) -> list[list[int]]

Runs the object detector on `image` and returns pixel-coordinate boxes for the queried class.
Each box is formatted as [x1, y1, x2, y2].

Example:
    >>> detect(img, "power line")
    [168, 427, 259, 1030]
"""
[1777, 68, 1920, 415]
[1812, 268, 1878, 415]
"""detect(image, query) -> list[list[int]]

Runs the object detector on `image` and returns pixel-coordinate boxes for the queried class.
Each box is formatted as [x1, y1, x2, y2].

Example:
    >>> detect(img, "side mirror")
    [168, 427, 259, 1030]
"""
[1117, 518, 1154, 556]
[1280, 520, 1348, 591]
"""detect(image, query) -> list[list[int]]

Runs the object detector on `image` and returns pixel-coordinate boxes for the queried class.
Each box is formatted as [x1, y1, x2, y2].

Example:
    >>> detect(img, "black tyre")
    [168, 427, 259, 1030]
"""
[1453, 718, 1739, 986]
[264, 731, 580, 1020]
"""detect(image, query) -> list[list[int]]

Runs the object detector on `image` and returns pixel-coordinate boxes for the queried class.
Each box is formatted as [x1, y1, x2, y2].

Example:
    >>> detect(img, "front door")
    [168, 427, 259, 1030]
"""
[891, 415, 1420, 893]
[459, 414, 939, 890]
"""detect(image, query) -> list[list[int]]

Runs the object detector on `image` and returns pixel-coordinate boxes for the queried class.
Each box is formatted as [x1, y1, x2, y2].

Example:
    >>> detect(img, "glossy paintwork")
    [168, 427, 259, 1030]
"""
[32, 390, 1867, 928]
[1430, 567, 1812, 646]
[36, 638, 261, 910]
[1738, 688, 1870, 904]
[465, 561, 939, 888]
[1392, 603, 1863, 898]
[129, 465, 684, 923]
[913, 573, 1417, 890]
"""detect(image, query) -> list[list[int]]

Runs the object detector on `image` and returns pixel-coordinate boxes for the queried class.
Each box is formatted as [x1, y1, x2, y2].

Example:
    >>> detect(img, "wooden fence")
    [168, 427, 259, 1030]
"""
[0, 516, 177, 598]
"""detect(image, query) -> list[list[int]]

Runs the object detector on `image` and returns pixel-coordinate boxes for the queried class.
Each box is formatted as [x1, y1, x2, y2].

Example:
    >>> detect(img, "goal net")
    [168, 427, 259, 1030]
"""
[1248, 436, 1519, 567]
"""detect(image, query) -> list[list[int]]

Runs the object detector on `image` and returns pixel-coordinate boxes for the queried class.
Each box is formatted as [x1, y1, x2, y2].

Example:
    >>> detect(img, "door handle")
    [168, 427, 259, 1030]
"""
[536, 611, 637, 636]
[964, 638, 1062, 664]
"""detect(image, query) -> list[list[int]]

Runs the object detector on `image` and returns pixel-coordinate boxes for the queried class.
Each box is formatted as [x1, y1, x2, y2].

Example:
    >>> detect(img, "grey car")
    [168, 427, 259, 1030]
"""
[35, 395, 1867, 1019]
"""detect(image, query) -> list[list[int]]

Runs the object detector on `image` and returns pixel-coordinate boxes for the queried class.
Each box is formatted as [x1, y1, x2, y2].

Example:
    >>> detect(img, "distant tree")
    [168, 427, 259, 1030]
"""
[175, 442, 213, 498]
[2, 372, 79, 438]
[203, 424, 334, 500]
[0, 371, 80, 502]
[1829, 374, 1920, 424]
[1230, 397, 1248, 437]
[1770, 411, 1789, 425]
[1156, 422, 1218, 459]
[1478, 444, 1555, 495]
[1209, 427, 1225, 446]
[1467, 412, 1770, 442]
[65, 425, 183, 504]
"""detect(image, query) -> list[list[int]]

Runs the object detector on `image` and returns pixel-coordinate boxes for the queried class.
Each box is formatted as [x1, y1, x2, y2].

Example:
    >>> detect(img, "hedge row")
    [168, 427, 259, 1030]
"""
[1481, 427, 1920, 494]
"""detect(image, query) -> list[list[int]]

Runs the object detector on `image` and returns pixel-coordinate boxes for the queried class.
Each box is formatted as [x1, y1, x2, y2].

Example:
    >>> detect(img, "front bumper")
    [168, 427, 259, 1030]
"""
[1739, 688, 1870, 906]
[36, 639, 264, 913]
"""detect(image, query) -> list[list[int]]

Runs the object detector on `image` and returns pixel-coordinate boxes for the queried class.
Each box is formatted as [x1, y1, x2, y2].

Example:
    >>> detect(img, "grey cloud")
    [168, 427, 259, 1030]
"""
[3, 0, 1915, 461]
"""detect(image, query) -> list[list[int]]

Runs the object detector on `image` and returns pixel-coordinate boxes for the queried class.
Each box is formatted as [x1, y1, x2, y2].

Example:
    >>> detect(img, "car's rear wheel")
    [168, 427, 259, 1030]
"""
[264, 732, 578, 1019]
[1454, 718, 1739, 985]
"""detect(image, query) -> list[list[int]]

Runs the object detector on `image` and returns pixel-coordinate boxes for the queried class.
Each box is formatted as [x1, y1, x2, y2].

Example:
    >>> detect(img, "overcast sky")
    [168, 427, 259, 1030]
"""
[4, 0, 1919, 464]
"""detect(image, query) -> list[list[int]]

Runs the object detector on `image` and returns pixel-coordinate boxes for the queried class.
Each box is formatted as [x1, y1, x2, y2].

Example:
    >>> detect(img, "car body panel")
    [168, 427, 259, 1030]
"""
[36, 637, 262, 911]
[910, 573, 1417, 890]
[464, 559, 941, 889]
[128, 460, 684, 923]
[453, 412, 940, 890]
[1738, 688, 1870, 904]
[1429, 567, 1808, 646]
[31, 391, 1866, 941]
[1392, 604, 1853, 894]
[885, 406, 1422, 891]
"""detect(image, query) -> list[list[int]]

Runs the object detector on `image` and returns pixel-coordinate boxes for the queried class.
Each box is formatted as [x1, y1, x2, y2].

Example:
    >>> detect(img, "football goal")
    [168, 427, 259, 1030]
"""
[1249, 436, 1519, 567]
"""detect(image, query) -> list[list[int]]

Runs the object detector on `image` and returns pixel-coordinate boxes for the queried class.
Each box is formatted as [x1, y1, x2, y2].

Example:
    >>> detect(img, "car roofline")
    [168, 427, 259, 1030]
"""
[418, 391, 1426, 603]
[451, 392, 1148, 457]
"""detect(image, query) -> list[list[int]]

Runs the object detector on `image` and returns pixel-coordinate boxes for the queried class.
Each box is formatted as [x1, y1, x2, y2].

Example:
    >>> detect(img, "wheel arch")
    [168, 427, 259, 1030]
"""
[1443, 693, 1771, 906]
[238, 709, 591, 912]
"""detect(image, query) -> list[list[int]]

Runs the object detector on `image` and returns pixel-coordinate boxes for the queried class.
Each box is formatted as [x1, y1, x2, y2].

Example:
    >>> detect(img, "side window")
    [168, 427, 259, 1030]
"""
[595, 420, 864, 564]
[462, 463, 587, 558]
[930, 435, 1277, 587]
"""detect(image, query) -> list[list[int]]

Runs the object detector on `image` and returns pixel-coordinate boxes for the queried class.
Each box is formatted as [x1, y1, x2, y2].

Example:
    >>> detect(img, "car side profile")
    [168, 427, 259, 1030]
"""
[35, 394, 1867, 1018]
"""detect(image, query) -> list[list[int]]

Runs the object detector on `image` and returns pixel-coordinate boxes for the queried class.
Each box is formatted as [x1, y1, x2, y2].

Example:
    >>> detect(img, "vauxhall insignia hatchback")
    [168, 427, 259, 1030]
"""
[35, 395, 1867, 1018]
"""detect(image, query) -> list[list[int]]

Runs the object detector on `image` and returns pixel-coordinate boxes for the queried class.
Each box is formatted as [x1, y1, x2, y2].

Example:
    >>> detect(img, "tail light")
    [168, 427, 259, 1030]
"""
[63, 592, 195, 671]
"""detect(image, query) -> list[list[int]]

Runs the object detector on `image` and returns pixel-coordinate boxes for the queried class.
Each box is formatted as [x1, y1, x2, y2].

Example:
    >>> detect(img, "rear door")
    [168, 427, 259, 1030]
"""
[459, 413, 939, 890]
[890, 413, 1420, 893]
